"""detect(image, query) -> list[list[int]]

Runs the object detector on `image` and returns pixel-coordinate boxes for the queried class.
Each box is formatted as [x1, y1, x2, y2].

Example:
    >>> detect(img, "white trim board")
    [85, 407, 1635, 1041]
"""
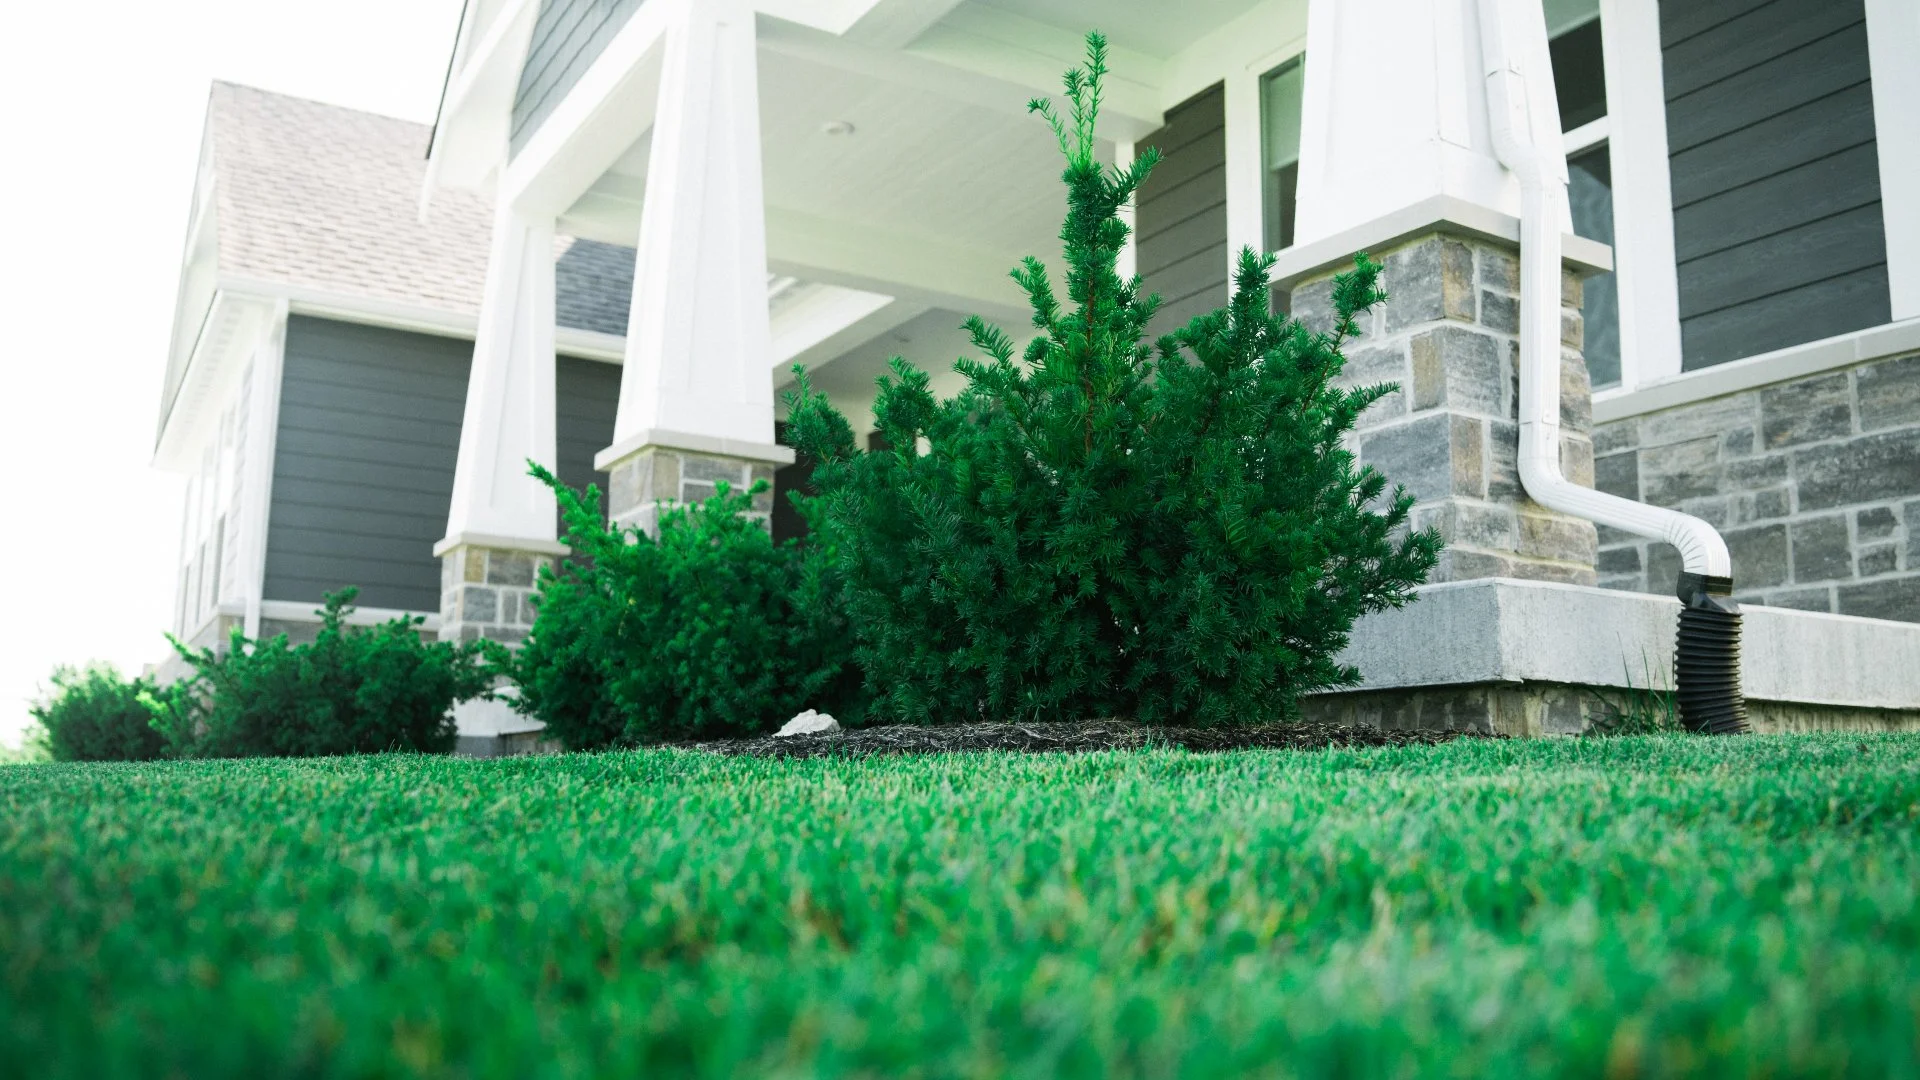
[1265, 194, 1612, 291]
[1594, 317, 1920, 424]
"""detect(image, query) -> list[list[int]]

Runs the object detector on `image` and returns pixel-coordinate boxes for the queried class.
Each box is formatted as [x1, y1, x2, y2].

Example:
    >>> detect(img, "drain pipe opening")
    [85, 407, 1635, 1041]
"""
[1476, 0, 1749, 734]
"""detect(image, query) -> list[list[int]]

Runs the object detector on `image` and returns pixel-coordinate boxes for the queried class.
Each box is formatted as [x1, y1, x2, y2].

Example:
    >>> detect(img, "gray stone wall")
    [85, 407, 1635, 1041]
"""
[1592, 352, 1920, 621]
[438, 545, 554, 644]
[1288, 232, 1600, 584]
[604, 447, 778, 537]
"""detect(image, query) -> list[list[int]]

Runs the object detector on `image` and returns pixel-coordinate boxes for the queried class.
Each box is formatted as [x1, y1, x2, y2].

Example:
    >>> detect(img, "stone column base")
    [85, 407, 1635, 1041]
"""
[1278, 224, 1604, 586]
[434, 539, 565, 644]
[595, 431, 794, 536]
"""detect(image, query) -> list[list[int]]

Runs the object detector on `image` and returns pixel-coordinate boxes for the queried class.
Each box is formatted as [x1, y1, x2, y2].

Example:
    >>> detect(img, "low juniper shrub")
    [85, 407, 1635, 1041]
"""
[29, 664, 168, 762]
[510, 464, 862, 748]
[156, 589, 497, 758]
[784, 33, 1440, 726]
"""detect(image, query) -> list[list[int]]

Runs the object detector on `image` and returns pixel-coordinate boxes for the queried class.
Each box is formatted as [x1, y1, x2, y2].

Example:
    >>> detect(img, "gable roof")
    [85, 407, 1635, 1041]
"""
[204, 81, 632, 335]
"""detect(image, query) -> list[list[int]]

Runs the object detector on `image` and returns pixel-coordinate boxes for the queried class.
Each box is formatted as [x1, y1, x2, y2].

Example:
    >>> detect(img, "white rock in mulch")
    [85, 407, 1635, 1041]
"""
[774, 710, 841, 738]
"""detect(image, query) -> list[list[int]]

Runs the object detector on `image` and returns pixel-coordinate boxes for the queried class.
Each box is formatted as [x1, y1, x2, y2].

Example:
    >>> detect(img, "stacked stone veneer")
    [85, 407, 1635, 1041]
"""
[605, 446, 778, 536]
[438, 544, 556, 644]
[1287, 232, 1600, 584]
[1593, 352, 1920, 621]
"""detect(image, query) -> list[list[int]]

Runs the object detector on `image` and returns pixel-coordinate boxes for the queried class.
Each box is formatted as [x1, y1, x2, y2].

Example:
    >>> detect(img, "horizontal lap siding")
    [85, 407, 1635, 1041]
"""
[555, 356, 621, 511]
[511, 0, 646, 157]
[266, 319, 627, 612]
[1137, 84, 1228, 340]
[265, 318, 472, 612]
[1663, 0, 1889, 371]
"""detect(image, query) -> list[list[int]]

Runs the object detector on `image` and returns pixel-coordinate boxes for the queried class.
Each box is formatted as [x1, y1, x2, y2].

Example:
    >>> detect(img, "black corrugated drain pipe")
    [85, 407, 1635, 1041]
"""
[1674, 572, 1751, 734]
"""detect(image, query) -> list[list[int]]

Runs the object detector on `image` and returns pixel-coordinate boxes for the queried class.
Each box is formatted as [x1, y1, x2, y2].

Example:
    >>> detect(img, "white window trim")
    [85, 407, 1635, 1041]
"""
[1866, 0, 1920, 320]
[1595, 0, 1684, 391]
[1594, 315, 1920, 423]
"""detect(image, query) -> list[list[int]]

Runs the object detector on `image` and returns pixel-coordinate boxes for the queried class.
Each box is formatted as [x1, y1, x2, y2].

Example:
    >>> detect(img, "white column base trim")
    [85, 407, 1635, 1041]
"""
[1266, 194, 1612, 292]
[594, 427, 795, 472]
[432, 532, 571, 558]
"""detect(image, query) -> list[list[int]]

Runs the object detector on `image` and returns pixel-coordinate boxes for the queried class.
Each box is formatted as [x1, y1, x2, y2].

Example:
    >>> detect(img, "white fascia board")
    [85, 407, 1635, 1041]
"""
[153, 291, 274, 474]
[771, 287, 925, 373]
[219, 276, 628, 362]
[1594, 317, 1920, 424]
[424, 0, 540, 200]
[502, 0, 675, 219]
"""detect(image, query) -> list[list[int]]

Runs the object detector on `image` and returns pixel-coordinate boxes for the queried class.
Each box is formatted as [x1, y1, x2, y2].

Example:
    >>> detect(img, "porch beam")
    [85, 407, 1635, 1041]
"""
[764, 206, 1029, 324]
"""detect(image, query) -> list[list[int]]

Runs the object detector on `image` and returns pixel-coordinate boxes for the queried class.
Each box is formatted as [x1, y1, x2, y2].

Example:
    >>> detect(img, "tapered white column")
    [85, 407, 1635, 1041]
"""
[437, 207, 565, 646]
[1292, 0, 1570, 243]
[595, 0, 791, 535]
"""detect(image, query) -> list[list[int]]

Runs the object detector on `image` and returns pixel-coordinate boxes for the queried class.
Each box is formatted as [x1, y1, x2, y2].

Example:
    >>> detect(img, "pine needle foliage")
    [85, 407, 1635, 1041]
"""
[510, 465, 862, 748]
[29, 664, 167, 762]
[158, 589, 495, 758]
[785, 32, 1440, 727]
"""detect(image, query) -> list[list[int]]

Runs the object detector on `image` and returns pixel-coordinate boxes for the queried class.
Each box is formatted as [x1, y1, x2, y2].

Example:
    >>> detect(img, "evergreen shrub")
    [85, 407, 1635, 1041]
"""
[29, 664, 167, 762]
[157, 589, 495, 758]
[785, 34, 1441, 726]
[509, 465, 861, 748]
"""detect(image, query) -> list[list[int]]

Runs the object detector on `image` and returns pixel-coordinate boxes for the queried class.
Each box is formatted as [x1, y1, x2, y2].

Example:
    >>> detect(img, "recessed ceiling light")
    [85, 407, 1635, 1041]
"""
[821, 120, 856, 136]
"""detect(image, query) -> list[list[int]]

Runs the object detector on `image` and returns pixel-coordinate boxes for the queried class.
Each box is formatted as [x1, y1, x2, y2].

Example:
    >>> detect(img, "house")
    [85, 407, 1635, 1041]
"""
[156, 0, 1920, 744]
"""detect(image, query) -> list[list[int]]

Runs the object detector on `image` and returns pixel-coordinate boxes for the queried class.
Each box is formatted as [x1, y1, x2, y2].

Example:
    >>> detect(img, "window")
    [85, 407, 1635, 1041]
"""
[1549, 3, 1623, 388]
[1260, 56, 1306, 255]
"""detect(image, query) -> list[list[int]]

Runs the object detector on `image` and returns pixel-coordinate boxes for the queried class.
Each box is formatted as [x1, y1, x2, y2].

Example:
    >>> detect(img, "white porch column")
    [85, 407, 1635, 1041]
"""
[1292, 0, 1569, 243]
[436, 207, 567, 646]
[594, 0, 793, 535]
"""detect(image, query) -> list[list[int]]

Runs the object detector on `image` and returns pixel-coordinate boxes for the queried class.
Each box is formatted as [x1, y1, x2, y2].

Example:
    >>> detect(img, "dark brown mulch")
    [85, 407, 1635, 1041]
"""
[688, 719, 1478, 758]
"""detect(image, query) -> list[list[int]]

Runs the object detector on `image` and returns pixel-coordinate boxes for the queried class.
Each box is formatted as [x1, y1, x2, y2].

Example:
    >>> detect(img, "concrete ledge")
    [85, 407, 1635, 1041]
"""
[1327, 578, 1920, 711]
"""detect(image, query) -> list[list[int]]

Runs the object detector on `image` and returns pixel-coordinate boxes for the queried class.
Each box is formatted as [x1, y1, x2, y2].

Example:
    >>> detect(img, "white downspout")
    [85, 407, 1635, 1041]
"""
[1476, 0, 1731, 581]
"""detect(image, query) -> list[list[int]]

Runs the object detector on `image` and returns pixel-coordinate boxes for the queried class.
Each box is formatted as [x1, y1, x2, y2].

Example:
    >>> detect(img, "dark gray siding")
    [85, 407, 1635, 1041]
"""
[1663, 0, 1889, 371]
[265, 317, 470, 612]
[1136, 83, 1228, 340]
[266, 317, 625, 612]
[555, 355, 621, 508]
[511, 0, 645, 156]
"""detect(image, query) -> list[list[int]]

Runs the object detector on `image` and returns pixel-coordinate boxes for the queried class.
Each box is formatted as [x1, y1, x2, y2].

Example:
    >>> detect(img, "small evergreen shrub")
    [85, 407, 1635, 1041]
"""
[784, 34, 1440, 726]
[157, 589, 495, 758]
[510, 465, 861, 748]
[29, 664, 167, 762]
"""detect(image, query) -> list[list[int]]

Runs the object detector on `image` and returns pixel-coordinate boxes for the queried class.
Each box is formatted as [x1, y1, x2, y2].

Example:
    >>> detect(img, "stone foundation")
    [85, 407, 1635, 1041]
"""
[604, 445, 779, 536]
[1593, 350, 1920, 621]
[1286, 232, 1600, 585]
[438, 544, 556, 645]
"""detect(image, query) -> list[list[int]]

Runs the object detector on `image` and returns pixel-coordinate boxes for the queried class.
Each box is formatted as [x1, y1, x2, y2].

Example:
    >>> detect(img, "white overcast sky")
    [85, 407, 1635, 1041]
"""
[0, 0, 466, 746]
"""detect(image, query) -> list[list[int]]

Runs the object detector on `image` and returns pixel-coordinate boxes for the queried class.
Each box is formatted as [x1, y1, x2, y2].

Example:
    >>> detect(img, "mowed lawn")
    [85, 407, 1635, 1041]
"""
[4, 736, 1919, 1078]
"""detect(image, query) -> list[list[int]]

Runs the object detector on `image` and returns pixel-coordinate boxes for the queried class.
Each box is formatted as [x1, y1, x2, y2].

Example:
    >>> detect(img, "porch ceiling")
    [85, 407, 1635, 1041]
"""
[970, 0, 1268, 58]
[559, 42, 1097, 320]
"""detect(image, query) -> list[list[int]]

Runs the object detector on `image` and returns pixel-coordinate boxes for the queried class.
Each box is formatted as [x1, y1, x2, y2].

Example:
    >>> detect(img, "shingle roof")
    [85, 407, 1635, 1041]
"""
[204, 81, 632, 335]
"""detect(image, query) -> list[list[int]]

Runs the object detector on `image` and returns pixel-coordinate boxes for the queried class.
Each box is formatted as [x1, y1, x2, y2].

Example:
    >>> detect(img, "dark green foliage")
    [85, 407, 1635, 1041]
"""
[510, 465, 861, 748]
[157, 589, 495, 758]
[786, 35, 1439, 726]
[28, 664, 166, 762]
[6, 735, 1920, 1077]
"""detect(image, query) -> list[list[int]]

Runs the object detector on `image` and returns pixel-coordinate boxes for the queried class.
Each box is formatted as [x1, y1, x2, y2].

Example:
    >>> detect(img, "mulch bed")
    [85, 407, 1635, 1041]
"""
[689, 719, 1478, 758]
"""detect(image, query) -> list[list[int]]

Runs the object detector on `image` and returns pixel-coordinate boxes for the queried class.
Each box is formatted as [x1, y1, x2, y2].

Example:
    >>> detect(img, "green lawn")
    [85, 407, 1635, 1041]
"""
[4, 736, 1918, 1078]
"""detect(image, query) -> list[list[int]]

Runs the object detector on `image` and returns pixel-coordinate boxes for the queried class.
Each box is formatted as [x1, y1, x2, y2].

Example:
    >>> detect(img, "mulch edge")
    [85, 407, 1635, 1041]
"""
[684, 720, 1483, 759]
